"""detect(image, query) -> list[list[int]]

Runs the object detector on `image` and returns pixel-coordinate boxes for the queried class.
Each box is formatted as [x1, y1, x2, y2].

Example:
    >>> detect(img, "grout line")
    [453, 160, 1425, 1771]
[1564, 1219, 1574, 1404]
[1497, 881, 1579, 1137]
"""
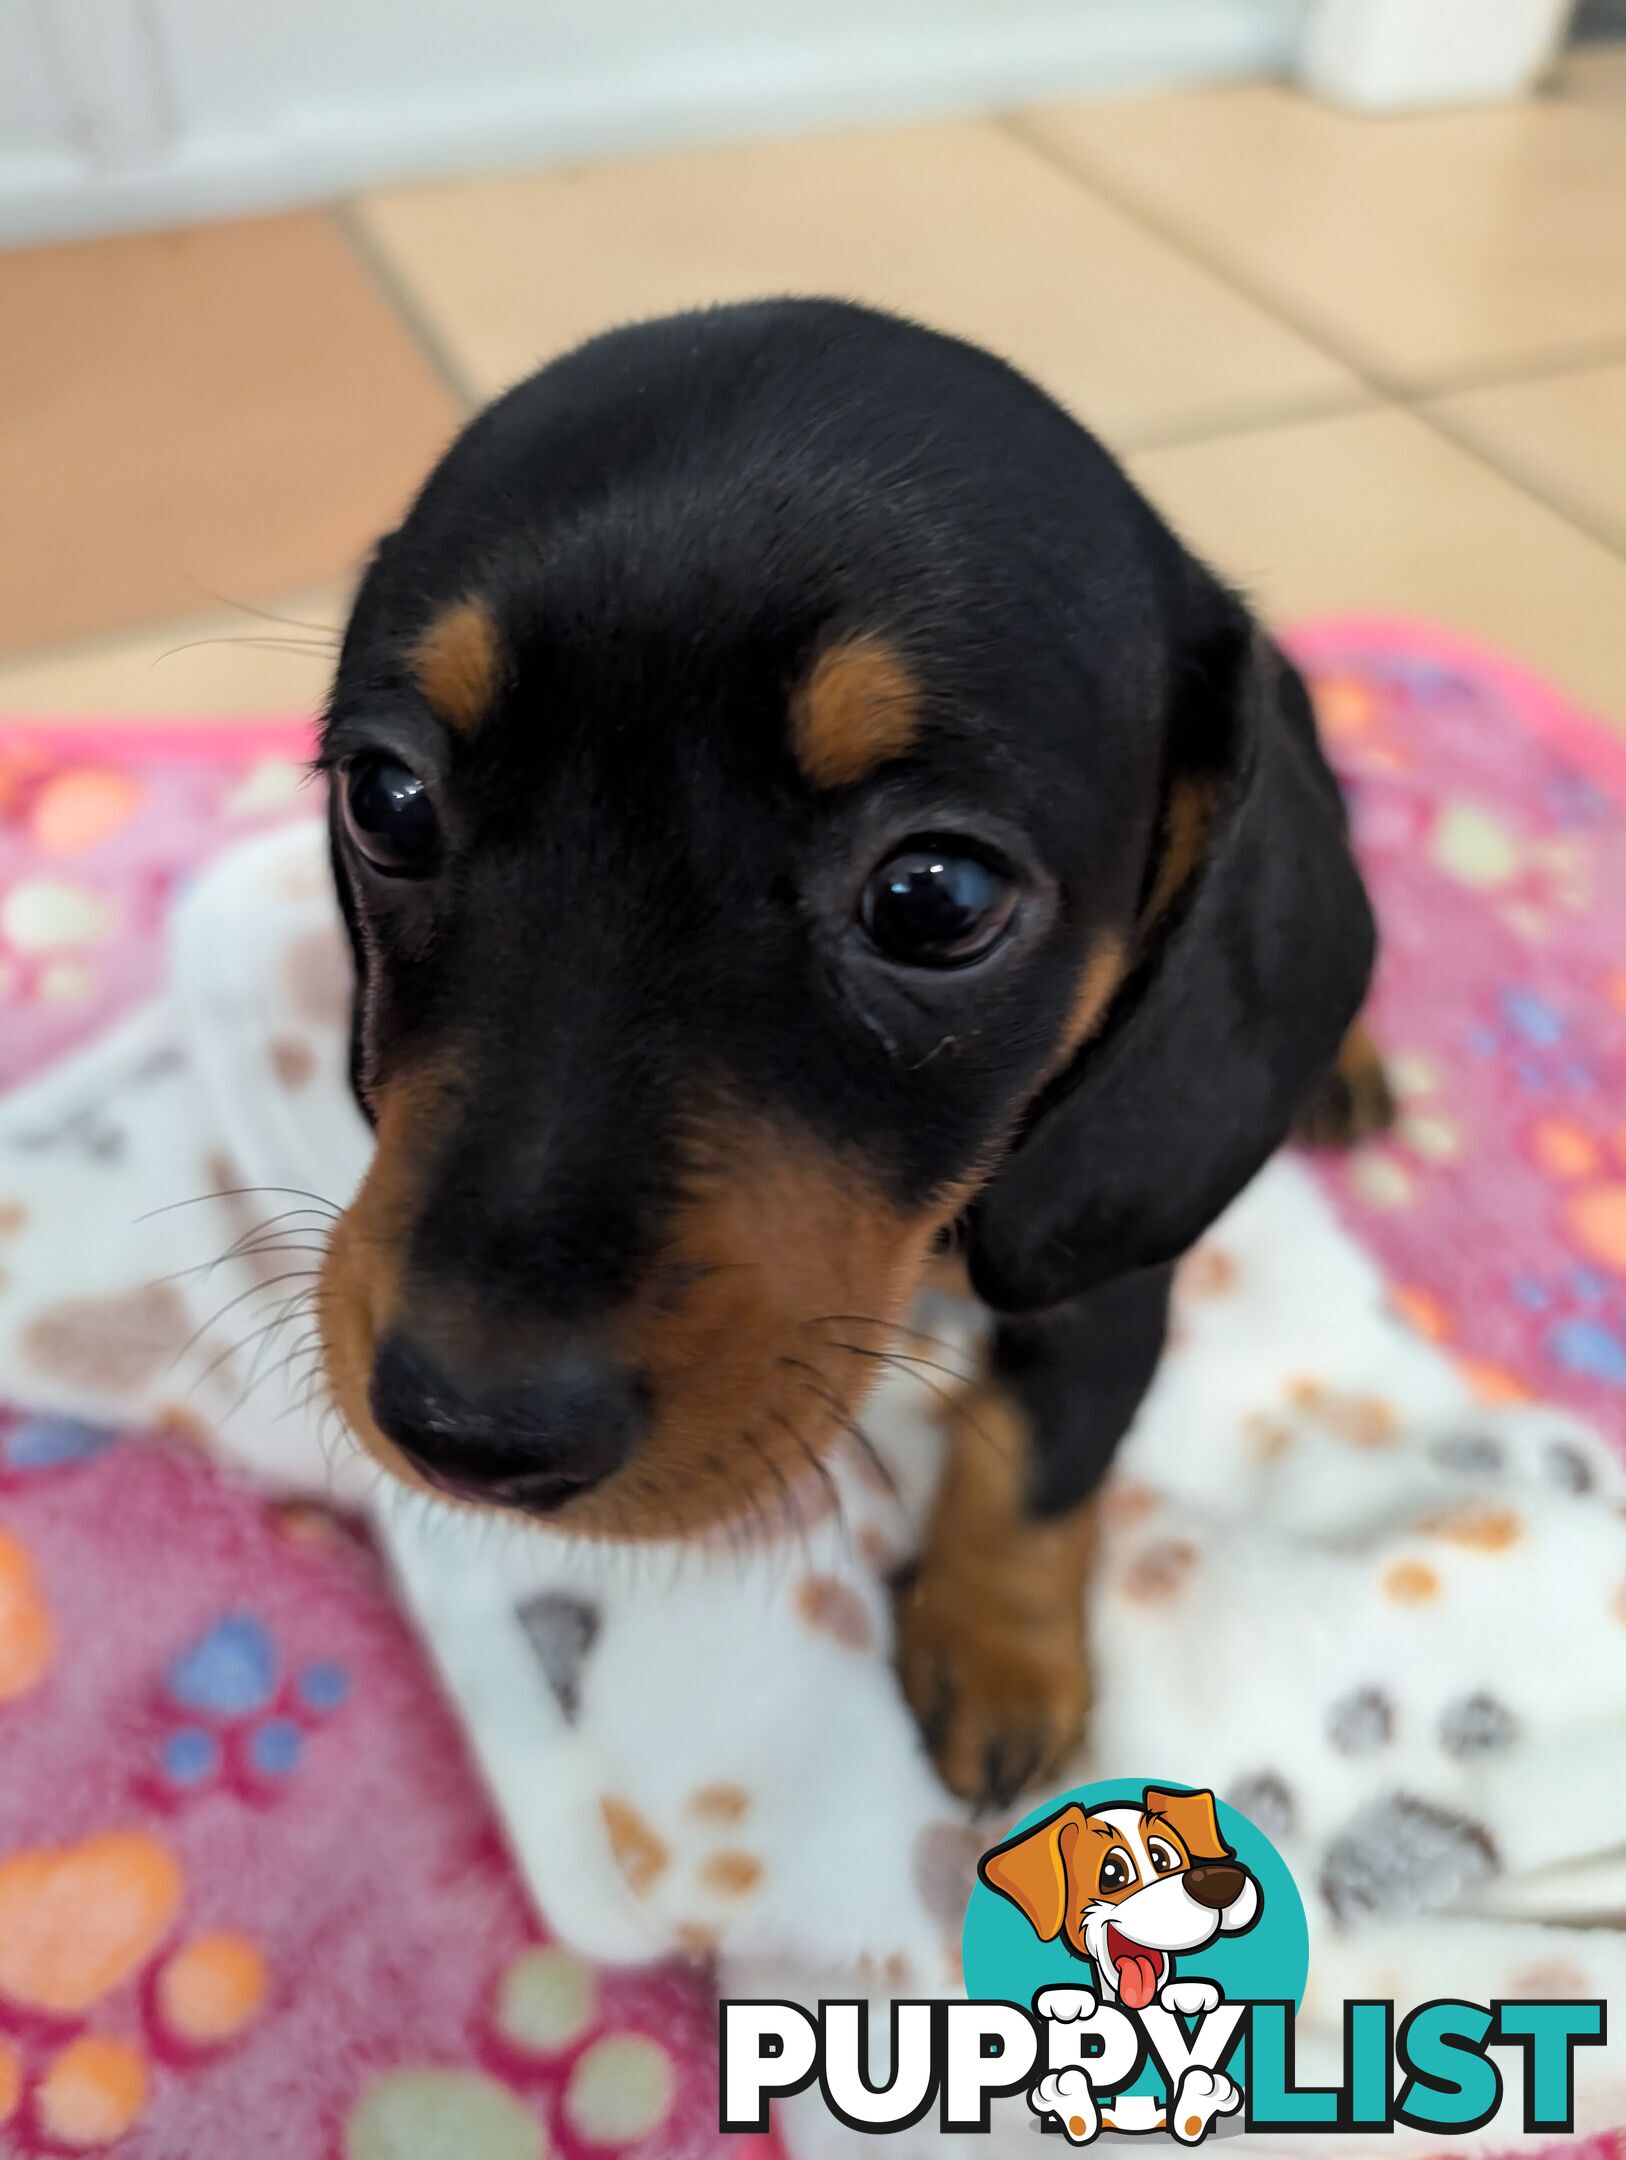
[1001, 102, 1626, 412]
[1402, 334, 1626, 402]
[1410, 400, 1626, 564]
[997, 109, 1626, 572]
[995, 110, 1396, 401]
[1116, 383, 1374, 459]
[331, 200, 481, 416]
[999, 104, 1626, 415]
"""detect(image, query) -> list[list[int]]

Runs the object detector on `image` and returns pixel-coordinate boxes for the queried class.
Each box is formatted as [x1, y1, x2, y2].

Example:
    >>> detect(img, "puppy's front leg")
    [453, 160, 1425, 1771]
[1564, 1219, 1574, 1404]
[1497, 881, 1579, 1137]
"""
[894, 1267, 1172, 1809]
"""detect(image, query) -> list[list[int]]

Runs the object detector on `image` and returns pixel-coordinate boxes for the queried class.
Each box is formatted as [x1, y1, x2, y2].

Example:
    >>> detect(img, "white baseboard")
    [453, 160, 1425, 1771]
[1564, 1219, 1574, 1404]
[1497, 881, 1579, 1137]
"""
[0, 0, 1302, 247]
[1297, 0, 1573, 108]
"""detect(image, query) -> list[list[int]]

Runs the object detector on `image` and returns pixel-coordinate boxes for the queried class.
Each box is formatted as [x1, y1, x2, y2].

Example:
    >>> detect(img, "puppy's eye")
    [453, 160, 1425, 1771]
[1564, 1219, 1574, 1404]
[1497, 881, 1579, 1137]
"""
[860, 843, 1017, 968]
[1099, 1848, 1135, 1894]
[1148, 1839, 1182, 1875]
[341, 757, 440, 876]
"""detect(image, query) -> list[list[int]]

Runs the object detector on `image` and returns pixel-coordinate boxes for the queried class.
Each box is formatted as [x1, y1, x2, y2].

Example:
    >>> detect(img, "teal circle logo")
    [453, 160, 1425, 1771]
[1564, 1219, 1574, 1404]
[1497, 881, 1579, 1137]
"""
[962, 1779, 1308, 2110]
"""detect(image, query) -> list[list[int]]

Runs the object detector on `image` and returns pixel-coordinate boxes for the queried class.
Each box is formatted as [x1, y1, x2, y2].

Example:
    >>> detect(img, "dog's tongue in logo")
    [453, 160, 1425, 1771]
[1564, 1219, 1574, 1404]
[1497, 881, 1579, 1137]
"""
[1107, 1926, 1165, 2010]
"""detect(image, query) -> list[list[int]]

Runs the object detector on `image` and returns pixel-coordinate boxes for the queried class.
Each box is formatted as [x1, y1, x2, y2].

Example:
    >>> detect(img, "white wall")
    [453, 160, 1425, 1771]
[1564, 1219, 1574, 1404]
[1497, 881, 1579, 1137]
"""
[0, 0, 1305, 246]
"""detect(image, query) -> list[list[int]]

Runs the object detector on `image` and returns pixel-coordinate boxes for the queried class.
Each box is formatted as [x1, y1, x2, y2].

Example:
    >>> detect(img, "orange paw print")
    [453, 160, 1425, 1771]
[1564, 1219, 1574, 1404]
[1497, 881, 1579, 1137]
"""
[0, 1830, 268, 2150]
[1513, 1118, 1626, 1387]
[0, 1525, 55, 1702]
[1244, 1376, 1400, 1465]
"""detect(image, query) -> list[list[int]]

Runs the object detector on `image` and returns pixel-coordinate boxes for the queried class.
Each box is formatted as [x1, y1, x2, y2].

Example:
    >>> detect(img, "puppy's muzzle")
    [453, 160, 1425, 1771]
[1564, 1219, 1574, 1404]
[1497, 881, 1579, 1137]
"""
[1183, 1863, 1247, 1911]
[369, 1332, 645, 1513]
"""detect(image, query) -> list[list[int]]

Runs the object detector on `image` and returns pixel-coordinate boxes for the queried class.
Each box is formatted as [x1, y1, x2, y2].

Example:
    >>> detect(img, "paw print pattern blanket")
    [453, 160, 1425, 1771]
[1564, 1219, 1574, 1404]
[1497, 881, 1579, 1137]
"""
[1, 622, 1625, 2158]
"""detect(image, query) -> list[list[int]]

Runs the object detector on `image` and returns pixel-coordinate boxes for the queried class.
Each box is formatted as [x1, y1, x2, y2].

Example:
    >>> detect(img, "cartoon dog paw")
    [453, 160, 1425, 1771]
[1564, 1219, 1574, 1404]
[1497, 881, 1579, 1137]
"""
[1171, 2066, 1242, 2143]
[1159, 1978, 1221, 2018]
[1034, 1986, 1102, 2024]
[1031, 2068, 1099, 2145]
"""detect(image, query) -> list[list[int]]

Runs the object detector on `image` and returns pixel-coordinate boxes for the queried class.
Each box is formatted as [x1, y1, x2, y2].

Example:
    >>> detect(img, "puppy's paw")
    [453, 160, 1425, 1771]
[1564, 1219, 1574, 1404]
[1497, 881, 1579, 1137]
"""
[894, 1575, 1089, 1810]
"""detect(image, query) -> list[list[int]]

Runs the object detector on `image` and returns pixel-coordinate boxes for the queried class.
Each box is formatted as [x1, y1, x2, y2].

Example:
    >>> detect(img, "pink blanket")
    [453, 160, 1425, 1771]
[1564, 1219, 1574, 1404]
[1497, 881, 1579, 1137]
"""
[0, 619, 1622, 2157]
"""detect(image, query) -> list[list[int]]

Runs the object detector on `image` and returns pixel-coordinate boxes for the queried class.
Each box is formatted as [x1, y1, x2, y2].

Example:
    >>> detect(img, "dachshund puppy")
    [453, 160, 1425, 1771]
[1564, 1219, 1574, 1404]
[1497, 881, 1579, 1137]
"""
[317, 299, 1385, 1808]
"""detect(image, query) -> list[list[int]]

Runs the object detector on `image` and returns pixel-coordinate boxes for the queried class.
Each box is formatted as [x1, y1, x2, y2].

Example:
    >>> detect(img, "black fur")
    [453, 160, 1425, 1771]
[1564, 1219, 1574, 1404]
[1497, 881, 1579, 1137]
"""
[323, 297, 1374, 1520]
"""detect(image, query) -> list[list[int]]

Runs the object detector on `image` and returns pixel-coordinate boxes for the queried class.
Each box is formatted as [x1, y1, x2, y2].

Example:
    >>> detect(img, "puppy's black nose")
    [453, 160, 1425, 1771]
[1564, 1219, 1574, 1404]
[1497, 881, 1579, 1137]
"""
[368, 1332, 643, 1513]
[1184, 1863, 1247, 1910]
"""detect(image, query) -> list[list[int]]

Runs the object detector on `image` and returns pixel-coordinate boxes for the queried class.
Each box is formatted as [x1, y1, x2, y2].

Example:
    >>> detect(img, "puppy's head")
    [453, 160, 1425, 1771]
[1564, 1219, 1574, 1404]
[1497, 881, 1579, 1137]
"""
[979, 1787, 1259, 2003]
[317, 299, 1373, 1535]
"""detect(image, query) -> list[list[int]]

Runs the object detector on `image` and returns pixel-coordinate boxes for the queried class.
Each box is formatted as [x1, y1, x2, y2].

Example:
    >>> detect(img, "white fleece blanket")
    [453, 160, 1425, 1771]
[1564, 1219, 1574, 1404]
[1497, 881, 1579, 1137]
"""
[0, 818, 1623, 2156]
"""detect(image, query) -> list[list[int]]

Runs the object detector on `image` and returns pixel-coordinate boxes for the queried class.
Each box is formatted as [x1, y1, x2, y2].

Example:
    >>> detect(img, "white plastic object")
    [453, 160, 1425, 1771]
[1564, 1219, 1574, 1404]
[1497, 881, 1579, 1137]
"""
[1298, 0, 1575, 110]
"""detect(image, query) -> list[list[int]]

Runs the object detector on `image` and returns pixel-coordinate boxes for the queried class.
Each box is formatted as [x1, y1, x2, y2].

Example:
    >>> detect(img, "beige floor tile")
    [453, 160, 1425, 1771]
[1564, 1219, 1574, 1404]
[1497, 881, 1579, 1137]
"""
[1428, 358, 1626, 554]
[1019, 85, 1626, 392]
[1128, 405, 1626, 731]
[0, 214, 457, 657]
[355, 119, 1363, 450]
[0, 588, 346, 719]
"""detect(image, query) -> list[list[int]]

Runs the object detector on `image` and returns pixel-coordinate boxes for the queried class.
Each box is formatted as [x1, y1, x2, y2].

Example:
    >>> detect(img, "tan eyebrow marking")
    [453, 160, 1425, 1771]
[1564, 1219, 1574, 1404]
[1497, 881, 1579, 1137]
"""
[410, 595, 502, 735]
[790, 634, 922, 790]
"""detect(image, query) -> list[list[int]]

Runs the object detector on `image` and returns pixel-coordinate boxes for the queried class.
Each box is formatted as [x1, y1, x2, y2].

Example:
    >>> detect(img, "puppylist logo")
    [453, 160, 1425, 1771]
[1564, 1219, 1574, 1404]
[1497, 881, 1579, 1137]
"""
[721, 1780, 1605, 2140]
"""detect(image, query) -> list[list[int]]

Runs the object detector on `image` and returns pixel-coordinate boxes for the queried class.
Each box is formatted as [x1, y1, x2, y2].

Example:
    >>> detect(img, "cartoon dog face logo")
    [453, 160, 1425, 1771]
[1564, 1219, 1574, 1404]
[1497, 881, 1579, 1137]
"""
[979, 1786, 1260, 2010]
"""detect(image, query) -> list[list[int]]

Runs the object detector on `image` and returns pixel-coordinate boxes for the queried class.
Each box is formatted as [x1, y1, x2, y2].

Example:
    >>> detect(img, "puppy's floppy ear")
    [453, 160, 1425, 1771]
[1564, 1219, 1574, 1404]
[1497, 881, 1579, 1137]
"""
[1144, 1787, 1231, 1864]
[966, 589, 1375, 1313]
[978, 1804, 1087, 1942]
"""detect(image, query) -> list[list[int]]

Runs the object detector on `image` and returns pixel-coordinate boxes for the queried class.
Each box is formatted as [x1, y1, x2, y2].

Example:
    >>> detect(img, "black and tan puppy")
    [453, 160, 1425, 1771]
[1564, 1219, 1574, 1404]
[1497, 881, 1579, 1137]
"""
[317, 298, 1385, 1808]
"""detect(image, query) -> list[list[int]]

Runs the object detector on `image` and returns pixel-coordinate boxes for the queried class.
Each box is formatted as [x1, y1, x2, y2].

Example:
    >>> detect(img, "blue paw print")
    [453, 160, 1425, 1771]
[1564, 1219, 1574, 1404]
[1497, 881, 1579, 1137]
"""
[162, 1726, 222, 1788]
[157, 1612, 350, 1794]
[1542, 769, 1613, 830]
[248, 1718, 304, 1776]
[167, 1613, 278, 1717]
[296, 1660, 351, 1713]
[2, 1413, 116, 1472]
[1513, 1267, 1626, 1388]
[1469, 989, 1596, 1095]
[1548, 1317, 1626, 1386]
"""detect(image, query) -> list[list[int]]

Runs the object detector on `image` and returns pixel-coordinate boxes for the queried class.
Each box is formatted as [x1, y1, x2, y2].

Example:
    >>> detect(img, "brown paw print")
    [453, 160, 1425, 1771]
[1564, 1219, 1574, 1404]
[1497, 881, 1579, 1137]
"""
[596, 1787, 768, 1970]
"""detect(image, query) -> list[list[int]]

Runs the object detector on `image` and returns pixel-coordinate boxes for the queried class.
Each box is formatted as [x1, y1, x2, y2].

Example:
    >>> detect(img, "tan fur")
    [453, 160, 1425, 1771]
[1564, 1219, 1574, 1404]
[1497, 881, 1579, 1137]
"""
[1042, 932, 1128, 1081]
[410, 596, 502, 735]
[318, 1078, 962, 1539]
[315, 1063, 451, 1508]
[1142, 773, 1217, 932]
[1294, 1016, 1396, 1147]
[790, 635, 922, 789]
[893, 1379, 1094, 1803]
